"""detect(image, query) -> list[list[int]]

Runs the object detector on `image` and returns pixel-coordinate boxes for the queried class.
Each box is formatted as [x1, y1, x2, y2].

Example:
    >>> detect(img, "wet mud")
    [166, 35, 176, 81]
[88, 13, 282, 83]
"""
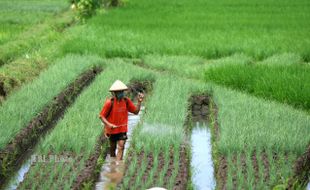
[287, 145, 310, 189]
[0, 67, 102, 188]
[189, 94, 210, 122]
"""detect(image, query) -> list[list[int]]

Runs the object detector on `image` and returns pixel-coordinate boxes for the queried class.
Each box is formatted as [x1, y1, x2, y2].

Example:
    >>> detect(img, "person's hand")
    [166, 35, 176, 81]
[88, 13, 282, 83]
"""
[104, 131, 109, 138]
[109, 123, 118, 129]
[137, 92, 144, 102]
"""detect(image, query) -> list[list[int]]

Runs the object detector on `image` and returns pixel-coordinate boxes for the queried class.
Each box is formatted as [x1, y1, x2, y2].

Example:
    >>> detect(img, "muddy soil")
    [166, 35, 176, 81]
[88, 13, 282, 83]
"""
[0, 80, 6, 97]
[0, 67, 102, 188]
[261, 151, 270, 182]
[287, 145, 310, 189]
[173, 145, 189, 190]
[189, 94, 210, 123]
[217, 156, 228, 190]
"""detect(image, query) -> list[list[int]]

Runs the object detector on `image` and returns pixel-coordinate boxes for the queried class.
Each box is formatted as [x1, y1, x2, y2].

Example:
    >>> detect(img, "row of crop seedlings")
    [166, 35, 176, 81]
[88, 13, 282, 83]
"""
[118, 73, 210, 190]
[209, 86, 310, 189]
[18, 60, 157, 189]
[135, 55, 310, 189]
[0, 55, 102, 187]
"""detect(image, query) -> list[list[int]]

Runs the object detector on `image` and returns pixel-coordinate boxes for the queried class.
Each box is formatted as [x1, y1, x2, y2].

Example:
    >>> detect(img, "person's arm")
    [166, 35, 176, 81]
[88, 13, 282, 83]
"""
[99, 115, 117, 129]
[133, 101, 142, 115]
[98, 99, 117, 129]
[132, 92, 144, 115]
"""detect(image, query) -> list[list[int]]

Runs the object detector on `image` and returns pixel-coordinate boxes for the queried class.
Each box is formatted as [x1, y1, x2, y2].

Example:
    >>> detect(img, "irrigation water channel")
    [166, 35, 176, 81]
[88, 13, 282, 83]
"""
[5, 108, 144, 190]
[95, 107, 144, 190]
[191, 121, 216, 190]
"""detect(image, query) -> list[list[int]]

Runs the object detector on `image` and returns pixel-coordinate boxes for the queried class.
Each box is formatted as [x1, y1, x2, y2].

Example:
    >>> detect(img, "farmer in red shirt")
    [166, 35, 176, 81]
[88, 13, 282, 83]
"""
[99, 80, 144, 160]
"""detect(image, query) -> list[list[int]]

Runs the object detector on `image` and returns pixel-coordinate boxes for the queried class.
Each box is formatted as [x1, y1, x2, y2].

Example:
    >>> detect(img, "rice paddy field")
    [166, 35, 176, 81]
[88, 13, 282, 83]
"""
[0, 0, 309, 190]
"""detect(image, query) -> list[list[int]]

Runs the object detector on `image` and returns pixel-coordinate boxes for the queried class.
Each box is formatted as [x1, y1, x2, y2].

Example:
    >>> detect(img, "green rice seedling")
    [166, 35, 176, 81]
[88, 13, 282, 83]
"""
[53, 162, 72, 188]
[61, 0, 310, 60]
[0, 54, 102, 149]
[141, 55, 206, 80]
[225, 153, 235, 190]
[245, 150, 255, 188]
[235, 153, 244, 189]
[127, 153, 138, 176]
[213, 85, 310, 154]
[205, 63, 310, 111]
[133, 154, 148, 189]
[143, 152, 158, 188]
[168, 171, 178, 190]
[121, 178, 130, 190]
[257, 53, 303, 66]
[267, 150, 278, 187]
[167, 148, 181, 189]
[0, 1, 71, 65]
[121, 151, 138, 188]
[0, 0, 68, 46]
[256, 149, 267, 189]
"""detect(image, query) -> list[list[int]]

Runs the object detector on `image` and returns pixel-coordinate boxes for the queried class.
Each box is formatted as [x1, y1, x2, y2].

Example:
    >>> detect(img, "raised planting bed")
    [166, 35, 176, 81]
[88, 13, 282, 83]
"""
[0, 66, 102, 187]
[0, 54, 103, 148]
[118, 145, 189, 190]
[209, 86, 310, 189]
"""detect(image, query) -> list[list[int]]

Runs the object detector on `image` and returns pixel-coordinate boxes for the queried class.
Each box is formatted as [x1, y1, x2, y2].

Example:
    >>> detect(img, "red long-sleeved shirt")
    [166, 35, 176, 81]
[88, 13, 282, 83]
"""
[99, 97, 137, 134]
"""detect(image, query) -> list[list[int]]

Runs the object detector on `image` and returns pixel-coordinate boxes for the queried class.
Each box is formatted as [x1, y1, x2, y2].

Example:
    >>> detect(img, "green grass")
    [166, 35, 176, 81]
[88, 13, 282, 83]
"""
[212, 85, 310, 154]
[0, 10, 74, 66]
[61, 0, 310, 60]
[0, 54, 102, 149]
[0, 10, 76, 101]
[205, 60, 310, 111]
[0, 0, 68, 46]
[0, 1, 74, 100]
[139, 53, 252, 80]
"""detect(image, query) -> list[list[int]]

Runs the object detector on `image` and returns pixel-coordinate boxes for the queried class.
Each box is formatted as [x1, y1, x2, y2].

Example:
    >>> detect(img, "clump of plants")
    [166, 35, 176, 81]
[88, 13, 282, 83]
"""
[70, 0, 125, 22]
[70, 0, 101, 21]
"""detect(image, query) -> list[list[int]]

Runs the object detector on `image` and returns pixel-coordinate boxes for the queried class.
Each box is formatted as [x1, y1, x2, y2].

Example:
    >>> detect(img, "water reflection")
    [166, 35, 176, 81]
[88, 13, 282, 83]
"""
[191, 122, 216, 190]
[96, 156, 125, 189]
[95, 107, 143, 190]
[5, 159, 32, 190]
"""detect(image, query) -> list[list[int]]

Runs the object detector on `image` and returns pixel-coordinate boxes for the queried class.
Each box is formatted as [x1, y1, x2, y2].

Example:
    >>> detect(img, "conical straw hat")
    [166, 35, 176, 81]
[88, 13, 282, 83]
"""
[109, 80, 128, 91]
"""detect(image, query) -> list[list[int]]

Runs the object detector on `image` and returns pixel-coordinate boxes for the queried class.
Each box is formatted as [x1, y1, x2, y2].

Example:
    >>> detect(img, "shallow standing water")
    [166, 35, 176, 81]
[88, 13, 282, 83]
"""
[95, 107, 143, 190]
[191, 122, 216, 190]
[5, 159, 32, 190]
